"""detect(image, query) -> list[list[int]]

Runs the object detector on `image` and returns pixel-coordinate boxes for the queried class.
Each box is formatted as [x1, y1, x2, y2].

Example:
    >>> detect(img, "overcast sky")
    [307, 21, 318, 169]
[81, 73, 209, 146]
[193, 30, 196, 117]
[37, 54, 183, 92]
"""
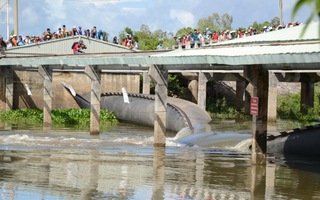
[0, 0, 316, 40]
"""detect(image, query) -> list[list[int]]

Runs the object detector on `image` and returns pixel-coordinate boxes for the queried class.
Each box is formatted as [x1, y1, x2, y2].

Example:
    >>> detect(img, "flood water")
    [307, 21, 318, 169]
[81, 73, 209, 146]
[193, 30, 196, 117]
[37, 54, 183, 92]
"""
[0, 120, 320, 200]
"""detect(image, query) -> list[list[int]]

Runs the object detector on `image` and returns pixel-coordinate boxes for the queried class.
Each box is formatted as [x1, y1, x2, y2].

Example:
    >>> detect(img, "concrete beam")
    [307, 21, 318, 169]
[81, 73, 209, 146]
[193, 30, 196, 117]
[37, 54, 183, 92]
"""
[148, 65, 168, 147]
[38, 66, 52, 130]
[244, 65, 268, 165]
[85, 65, 101, 135]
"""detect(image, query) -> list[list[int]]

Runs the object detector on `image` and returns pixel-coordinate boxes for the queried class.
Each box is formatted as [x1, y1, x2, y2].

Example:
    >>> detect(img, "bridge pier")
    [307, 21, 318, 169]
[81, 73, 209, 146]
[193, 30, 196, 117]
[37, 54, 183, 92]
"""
[149, 65, 168, 147]
[4, 66, 14, 111]
[198, 72, 207, 110]
[0, 67, 6, 111]
[244, 65, 268, 165]
[188, 79, 198, 104]
[142, 71, 151, 94]
[236, 80, 246, 112]
[268, 72, 278, 122]
[38, 66, 53, 130]
[85, 65, 101, 135]
[301, 74, 315, 114]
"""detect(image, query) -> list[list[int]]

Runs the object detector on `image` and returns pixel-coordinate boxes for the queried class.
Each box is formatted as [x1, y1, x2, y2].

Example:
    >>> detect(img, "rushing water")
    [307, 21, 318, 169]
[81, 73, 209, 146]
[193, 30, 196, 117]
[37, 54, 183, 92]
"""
[0, 120, 320, 200]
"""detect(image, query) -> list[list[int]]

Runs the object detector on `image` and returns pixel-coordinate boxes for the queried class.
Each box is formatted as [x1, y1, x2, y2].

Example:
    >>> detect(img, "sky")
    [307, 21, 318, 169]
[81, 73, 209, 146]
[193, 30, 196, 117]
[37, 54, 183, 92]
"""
[0, 0, 317, 40]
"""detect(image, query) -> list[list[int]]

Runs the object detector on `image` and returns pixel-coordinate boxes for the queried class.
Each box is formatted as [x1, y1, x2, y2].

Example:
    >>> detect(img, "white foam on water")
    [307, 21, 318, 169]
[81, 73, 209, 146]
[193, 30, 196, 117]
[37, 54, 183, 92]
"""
[0, 134, 103, 148]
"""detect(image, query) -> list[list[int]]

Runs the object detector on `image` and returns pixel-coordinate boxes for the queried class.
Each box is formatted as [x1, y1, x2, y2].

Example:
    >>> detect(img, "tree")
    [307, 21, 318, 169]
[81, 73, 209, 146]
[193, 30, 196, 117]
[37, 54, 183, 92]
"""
[292, 0, 320, 38]
[175, 27, 194, 38]
[270, 17, 280, 27]
[196, 13, 233, 32]
[220, 13, 233, 31]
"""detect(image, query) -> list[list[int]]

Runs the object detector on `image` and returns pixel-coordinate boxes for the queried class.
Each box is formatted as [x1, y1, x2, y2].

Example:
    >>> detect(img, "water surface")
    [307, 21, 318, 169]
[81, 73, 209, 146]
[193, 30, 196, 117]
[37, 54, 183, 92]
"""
[0, 121, 319, 200]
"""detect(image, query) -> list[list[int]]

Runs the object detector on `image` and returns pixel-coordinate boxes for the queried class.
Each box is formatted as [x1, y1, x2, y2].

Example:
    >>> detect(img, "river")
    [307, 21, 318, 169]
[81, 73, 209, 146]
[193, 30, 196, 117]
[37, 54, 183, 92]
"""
[0, 120, 319, 200]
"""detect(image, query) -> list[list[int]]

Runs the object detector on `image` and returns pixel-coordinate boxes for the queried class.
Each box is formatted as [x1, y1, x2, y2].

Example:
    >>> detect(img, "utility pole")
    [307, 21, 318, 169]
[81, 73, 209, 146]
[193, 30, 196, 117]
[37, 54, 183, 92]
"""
[14, 0, 18, 36]
[6, 0, 9, 39]
[279, 0, 283, 26]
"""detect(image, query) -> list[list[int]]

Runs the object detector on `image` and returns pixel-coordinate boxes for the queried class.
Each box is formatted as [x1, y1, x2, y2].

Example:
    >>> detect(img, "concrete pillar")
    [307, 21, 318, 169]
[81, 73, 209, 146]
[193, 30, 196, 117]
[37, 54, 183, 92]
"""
[4, 66, 13, 111]
[148, 65, 168, 147]
[0, 67, 5, 111]
[38, 66, 52, 130]
[236, 80, 246, 112]
[85, 65, 101, 135]
[301, 74, 314, 114]
[244, 65, 268, 165]
[188, 79, 198, 104]
[198, 72, 207, 110]
[268, 72, 278, 122]
[244, 82, 253, 115]
[142, 71, 151, 95]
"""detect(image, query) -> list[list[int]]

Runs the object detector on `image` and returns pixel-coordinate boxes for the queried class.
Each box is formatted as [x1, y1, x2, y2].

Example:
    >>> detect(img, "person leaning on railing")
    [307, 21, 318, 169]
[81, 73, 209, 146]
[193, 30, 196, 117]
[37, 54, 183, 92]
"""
[0, 36, 7, 55]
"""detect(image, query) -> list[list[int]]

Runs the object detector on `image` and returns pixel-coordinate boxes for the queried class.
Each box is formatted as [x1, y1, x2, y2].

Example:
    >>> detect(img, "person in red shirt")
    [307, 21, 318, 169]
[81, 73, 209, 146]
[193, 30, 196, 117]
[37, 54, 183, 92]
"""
[72, 40, 86, 54]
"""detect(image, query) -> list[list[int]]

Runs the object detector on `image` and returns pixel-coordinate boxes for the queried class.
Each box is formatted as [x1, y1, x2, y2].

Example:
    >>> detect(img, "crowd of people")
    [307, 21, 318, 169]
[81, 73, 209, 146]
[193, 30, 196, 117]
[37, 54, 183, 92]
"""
[174, 21, 303, 48]
[0, 21, 303, 51]
[0, 24, 105, 49]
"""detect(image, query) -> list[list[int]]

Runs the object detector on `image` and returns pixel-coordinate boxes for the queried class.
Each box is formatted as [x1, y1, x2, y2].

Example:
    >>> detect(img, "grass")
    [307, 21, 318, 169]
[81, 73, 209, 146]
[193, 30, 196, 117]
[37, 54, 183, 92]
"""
[0, 108, 118, 128]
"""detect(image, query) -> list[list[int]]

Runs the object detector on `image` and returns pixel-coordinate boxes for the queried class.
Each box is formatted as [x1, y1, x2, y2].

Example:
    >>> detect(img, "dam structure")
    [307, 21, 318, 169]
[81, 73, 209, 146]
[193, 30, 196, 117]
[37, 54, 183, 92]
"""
[0, 21, 319, 164]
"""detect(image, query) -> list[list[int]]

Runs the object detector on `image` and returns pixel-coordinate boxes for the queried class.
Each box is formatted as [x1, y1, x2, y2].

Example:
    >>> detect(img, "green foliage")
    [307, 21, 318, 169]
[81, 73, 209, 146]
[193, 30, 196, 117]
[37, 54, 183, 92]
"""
[168, 74, 186, 98]
[197, 13, 233, 32]
[206, 96, 249, 120]
[277, 91, 320, 123]
[0, 109, 43, 124]
[270, 17, 280, 27]
[292, 0, 320, 38]
[141, 74, 185, 97]
[138, 38, 159, 50]
[175, 27, 194, 38]
[0, 109, 118, 128]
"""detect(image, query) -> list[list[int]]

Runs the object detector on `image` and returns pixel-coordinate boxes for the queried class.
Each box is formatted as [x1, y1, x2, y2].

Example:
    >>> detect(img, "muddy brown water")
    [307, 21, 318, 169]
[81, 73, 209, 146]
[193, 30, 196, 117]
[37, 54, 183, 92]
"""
[0, 120, 319, 199]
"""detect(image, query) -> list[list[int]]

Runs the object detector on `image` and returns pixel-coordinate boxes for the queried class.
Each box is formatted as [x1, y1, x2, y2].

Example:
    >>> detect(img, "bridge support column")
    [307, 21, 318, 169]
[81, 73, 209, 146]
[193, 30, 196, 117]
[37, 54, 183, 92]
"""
[268, 72, 278, 122]
[244, 65, 268, 165]
[4, 66, 14, 111]
[142, 71, 151, 95]
[188, 79, 198, 104]
[236, 80, 246, 112]
[38, 66, 52, 130]
[301, 74, 314, 114]
[0, 67, 5, 111]
[149, 65, 168, 147]
[198, 72, 207, 110]
[85, 65, 101, 135]
[244, 82, 253, 115]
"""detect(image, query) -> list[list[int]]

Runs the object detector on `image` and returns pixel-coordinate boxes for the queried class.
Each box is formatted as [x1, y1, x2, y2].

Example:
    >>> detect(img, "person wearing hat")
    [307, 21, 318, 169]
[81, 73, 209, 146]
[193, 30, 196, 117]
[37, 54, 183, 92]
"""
[72, 39, 86, 54]
[77, 26, 83, 35]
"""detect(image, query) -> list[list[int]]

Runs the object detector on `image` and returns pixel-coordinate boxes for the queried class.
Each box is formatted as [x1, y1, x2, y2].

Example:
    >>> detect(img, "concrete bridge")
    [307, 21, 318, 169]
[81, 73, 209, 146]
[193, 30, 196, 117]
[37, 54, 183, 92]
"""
[0, 22, 319, 164]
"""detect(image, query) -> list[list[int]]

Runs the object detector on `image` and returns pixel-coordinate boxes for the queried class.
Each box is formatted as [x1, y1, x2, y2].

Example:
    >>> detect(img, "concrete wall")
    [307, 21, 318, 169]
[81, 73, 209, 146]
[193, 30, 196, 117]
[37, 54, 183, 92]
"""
[10, 70, 140, 109]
